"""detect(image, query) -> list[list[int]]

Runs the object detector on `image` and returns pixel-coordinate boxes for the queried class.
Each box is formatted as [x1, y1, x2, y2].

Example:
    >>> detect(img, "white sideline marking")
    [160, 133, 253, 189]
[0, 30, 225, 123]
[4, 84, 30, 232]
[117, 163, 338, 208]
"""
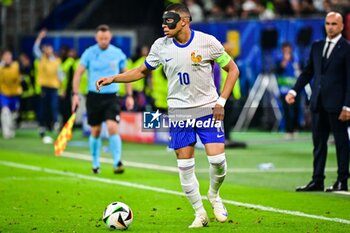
[332, 191, 350, 196]
[0, 160, 349, 225]
[61, 151, 337, 173]
[1, 176, 74, 181]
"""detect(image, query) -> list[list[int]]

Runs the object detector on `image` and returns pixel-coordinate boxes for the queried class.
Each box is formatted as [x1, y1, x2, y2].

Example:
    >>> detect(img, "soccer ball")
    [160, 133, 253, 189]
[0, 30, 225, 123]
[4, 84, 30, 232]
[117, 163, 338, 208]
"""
[103, 202, 133, 230]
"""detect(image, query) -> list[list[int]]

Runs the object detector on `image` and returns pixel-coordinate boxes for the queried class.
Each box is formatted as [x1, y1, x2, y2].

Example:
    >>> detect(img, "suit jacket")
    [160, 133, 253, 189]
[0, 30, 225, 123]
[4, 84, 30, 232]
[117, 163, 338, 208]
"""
[293, 37, 350, 113]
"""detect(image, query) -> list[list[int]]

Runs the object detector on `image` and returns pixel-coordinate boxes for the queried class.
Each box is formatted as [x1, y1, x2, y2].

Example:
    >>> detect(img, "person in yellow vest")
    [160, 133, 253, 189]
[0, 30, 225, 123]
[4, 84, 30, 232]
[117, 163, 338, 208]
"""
[17, 53, 37, 125]
[0, 50, 22, 139]
[32, 58, 42, 123]
[129, 45, 150, 111]
[33, 29, 64, 144]
[150, 65, 168, 112]
[33, 58, 42, 95]
[59, 46, 76, 125]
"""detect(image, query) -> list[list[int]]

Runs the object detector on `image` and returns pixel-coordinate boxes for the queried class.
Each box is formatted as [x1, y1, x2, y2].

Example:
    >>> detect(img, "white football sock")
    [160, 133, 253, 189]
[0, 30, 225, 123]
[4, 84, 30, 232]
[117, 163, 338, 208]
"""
[177, 158, 206, 214]
[207, 153, 227, 196]
[1, 107, 12, 138]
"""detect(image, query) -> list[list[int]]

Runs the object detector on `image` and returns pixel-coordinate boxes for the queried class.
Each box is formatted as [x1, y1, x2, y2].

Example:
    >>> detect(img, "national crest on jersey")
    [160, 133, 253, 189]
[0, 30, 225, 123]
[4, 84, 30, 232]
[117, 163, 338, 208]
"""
[145, 30, 225, 110]
[191, 51, 202, 65]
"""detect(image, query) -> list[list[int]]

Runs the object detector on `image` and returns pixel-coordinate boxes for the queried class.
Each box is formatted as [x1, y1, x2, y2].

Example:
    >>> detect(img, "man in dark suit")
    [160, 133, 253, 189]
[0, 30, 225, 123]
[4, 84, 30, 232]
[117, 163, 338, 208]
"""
[285, 11, 350, 192]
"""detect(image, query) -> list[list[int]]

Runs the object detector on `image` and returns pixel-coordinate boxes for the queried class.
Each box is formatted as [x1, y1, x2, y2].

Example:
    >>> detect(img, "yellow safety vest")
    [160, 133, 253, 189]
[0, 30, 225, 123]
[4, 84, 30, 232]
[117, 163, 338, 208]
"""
[37, 56, 61, 89]
[151, 66, 168, 109]
[131, 56, 146, 92]
[60, 57, 75, 94]
[0, 61, 22, 96]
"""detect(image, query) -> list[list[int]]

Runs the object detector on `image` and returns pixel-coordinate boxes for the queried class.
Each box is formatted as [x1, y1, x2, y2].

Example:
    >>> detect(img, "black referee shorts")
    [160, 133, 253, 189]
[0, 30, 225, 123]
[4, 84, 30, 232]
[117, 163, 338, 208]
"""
[86, 92, 120, 126]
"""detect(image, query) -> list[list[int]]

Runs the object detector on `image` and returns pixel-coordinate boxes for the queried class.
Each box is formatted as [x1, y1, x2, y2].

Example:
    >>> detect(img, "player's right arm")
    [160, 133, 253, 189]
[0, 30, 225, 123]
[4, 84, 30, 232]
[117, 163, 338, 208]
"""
[96, 63, 150, 92]
[71, 64, 86, 112]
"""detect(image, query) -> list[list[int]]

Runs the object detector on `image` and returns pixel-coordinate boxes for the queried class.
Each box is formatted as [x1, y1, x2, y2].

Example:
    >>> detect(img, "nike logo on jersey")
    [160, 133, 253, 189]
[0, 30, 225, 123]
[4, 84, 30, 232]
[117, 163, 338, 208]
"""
[165, 58, 173, 62]
[217, 134, 225, 138]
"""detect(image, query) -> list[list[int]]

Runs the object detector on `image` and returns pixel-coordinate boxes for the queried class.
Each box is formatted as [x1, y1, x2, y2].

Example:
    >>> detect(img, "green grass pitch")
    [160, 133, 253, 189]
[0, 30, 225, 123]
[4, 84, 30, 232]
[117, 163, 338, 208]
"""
[0, 128, 349, 232]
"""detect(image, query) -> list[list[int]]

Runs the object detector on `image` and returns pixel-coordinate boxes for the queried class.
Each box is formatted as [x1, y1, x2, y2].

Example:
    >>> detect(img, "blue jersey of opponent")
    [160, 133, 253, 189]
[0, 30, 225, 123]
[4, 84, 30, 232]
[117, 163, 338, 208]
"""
[80, 44, 127, 94]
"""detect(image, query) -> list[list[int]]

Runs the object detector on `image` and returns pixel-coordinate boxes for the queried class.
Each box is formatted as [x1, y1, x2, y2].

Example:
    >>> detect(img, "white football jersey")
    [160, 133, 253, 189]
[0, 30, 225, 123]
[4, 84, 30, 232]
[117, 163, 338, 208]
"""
[145, 30, 224, 110]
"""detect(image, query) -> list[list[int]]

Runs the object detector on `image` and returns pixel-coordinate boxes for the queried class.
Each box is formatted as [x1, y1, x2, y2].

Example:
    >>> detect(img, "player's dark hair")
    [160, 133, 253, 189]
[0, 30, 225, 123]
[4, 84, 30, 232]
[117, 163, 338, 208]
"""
[165, 3, 191, 17]
[96, 24, 110, 32]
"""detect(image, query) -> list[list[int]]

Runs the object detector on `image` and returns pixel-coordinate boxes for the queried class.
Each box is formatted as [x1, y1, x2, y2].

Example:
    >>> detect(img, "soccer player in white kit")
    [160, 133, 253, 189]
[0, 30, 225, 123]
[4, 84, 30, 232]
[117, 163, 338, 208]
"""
[96, 3, 239, 228]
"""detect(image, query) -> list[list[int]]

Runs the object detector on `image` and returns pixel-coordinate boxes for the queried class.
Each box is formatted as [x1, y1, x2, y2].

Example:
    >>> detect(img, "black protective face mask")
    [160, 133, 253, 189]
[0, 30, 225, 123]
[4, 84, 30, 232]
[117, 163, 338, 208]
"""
[162, 11, 181, 29]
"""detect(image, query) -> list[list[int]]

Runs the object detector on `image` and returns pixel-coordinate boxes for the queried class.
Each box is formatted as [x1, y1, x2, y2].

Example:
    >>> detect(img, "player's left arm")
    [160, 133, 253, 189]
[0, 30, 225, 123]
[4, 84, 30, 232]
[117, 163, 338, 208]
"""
[213, 52, 240, 121]
[220, 58, 239, 101]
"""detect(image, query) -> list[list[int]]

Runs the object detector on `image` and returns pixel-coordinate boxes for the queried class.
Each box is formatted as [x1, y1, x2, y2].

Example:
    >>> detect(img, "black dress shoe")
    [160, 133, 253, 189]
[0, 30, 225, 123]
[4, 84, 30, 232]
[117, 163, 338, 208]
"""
[325, 181, 348, 192]
[296, 181, 324, 192]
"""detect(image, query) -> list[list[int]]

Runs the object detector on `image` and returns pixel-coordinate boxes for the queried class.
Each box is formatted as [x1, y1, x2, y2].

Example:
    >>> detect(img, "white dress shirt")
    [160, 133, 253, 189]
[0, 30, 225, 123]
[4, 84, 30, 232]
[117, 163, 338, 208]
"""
[323, 34, 341, 58]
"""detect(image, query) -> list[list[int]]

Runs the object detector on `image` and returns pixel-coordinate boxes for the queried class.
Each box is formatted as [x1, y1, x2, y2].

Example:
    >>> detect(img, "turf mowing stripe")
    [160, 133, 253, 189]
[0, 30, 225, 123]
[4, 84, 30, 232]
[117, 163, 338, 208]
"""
[63, 151, 179, 172]
[1, 160, 349, 225]
[62, 151, 338, 173]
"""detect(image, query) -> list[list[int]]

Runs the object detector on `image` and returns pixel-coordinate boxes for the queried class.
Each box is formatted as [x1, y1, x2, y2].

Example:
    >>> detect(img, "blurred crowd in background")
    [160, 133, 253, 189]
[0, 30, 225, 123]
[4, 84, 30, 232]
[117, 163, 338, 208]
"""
[182, 0, 350, 21]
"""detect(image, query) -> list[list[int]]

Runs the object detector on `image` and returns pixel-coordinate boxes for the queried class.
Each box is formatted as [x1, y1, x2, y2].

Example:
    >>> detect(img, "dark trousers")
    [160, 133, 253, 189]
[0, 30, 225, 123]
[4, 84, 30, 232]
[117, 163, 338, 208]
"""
[38, 87, 59, 129]
[311, 107, 350, 183]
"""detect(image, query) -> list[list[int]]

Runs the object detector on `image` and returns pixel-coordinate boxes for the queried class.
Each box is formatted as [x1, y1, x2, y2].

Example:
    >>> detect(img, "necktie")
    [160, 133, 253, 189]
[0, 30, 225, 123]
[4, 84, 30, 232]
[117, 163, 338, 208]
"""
[323, 41, 332, 59]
